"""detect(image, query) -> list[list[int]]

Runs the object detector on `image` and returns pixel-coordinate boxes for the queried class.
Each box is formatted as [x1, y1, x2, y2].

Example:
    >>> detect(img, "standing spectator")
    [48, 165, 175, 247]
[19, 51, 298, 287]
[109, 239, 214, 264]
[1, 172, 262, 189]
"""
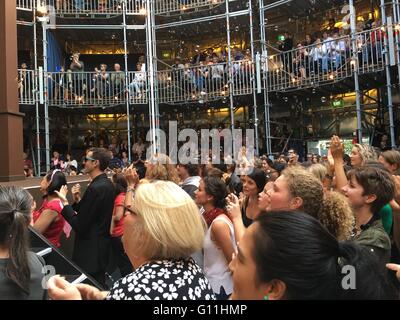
[64, 153, 78, 175]
[178, 163, 200, 200]
[379, 150, 400, 175]
[229, 211, 396, 300]
[240, 168, 267, 227]
[110, 63, 125, 100]
[0, 186, 46, 300]
[47, 181, 215, 300]
[195, 177, 236, 299]
[23, 152, 33, 178]
[51, 151, 64, 170]
[210, 56, 224, 92]
[120, 151, 129, 168]
[95, 64, 109, 100]
[342, 166, 394, 263]
[33, 170, 67, 248]
[69, 53, 85, 100]
[109, 150, 123, 171]
[17, 63, 28, 100]
[118, 139, 129, 158]
[55, 148, 115, 287]
[109, 174, 132, 277]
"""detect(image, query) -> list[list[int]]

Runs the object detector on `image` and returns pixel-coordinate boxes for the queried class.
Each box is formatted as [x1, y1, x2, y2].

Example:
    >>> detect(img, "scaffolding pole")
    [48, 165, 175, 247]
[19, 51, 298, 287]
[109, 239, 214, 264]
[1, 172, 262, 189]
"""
[349, 0, 363, 144]
[33, 9, 41, 176]
[393, 0, 400, 104]
[381, 0, 396, 148]
[122, 0, 132, 162]
[41, 18, 51, 172]
[146, 0, 157, 155]
[225, 0, 236, 158]
[151, 0, 160, 143]
[249, 0, 259, 155]
[259, 0, 272, 155]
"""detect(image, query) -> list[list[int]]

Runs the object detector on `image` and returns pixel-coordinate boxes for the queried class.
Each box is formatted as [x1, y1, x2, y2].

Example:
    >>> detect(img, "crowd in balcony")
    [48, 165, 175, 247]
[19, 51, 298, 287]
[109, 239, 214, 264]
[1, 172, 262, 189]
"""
[159, 46, 252, 100]
[48, 53, 147, 104]
[270, 15, 384, 83]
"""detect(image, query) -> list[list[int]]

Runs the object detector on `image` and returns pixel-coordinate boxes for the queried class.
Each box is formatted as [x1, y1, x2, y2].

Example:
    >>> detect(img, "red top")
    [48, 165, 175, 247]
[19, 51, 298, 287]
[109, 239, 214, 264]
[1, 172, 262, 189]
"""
[33, 198, 65, 248]
[111, 193, 126, 238]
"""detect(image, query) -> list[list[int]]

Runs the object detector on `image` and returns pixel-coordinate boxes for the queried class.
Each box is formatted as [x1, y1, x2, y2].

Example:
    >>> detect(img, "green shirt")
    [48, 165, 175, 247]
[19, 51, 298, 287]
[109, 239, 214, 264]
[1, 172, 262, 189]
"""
[378, 203, 393, 236]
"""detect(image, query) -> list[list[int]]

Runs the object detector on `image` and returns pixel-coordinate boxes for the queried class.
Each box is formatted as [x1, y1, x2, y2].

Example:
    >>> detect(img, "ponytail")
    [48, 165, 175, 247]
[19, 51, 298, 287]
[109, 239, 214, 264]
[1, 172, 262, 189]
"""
[0, 187, 33, 296]
[6, 210, 31, 295]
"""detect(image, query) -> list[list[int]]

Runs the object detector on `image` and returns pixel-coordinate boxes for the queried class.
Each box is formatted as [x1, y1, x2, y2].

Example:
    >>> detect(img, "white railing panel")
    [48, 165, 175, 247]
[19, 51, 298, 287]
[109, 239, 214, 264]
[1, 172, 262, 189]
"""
[18, 69, 36, 105]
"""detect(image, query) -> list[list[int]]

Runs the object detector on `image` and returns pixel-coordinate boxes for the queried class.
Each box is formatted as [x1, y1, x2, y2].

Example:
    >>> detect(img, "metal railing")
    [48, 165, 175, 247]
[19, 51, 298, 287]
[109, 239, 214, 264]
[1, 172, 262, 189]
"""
[18, 69, 36, 105]
[356, 27, 385, 75]
[17, 0, 33, 11]
[128, 70, 148, 104]
[266, 28, 386, 92]
[154, 0, 224, 15]
[42, 0, 145, 15]
[157, 60, 253, 104]
[45, 71, 147, 107]
[16, 28, 389, 106]
[267, 35, 353, 91]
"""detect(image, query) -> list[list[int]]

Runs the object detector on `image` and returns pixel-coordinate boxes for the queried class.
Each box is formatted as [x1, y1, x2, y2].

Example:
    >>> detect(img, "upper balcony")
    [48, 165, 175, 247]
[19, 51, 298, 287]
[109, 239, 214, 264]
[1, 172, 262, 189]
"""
[17, 0, 224, 16]
[266, 27, 386, 92]
[17, 28, 393, 107]
[154, 0, 224, 16]
[17, 0, 34, 11]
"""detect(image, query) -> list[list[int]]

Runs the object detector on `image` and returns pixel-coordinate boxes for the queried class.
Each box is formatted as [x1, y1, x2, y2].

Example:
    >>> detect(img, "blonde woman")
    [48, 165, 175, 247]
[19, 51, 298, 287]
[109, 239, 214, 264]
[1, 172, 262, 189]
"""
[47, 181, 215, 300]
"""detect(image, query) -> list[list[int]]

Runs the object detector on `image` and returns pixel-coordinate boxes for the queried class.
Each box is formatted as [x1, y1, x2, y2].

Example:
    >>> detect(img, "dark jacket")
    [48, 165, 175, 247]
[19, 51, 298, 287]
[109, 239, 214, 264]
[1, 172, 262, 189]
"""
[61, 173, 115, 274]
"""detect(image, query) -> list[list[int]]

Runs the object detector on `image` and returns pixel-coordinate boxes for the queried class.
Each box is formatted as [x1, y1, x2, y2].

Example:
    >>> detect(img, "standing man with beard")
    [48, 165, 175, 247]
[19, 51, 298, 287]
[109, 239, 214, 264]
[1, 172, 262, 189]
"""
[56, 148, 115, 288]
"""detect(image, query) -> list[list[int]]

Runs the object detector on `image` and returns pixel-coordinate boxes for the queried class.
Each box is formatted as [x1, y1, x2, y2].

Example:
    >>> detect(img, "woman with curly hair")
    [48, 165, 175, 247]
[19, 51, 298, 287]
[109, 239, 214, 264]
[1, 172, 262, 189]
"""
[144, 153, 180, 184]
[317, 191, 354, 241]
[228, 166, 354, 242]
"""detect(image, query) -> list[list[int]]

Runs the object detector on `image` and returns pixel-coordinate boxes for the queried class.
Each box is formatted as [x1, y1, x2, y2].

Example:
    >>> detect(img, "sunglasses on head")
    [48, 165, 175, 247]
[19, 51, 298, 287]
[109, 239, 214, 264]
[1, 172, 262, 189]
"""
[85, 156, 96, 161]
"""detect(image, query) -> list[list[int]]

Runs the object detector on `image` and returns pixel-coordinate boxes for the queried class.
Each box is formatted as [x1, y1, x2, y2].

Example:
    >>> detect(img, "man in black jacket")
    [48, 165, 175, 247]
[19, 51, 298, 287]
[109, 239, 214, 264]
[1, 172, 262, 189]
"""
[60, 148, 115, 288]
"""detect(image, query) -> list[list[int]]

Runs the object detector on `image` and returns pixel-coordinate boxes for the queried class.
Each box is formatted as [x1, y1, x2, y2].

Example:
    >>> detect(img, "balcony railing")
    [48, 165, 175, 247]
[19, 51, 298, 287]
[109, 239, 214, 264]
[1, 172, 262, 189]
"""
[17, 0, 33, 11]
[18, 69, 36, 105]
[42, 0, 145, 16]
[356, 28, 385, 74]
[157, 60, 253, 104]
[128, 70, 148, 104]
[45, 71, 147, 107]
[266, 28, 386, 92]
[16, 28, 390, 106]
[154, 0, 224, 15]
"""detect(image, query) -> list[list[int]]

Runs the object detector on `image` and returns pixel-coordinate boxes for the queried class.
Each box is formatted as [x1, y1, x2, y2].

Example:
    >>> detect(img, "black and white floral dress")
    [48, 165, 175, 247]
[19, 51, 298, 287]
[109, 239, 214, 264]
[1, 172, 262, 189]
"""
[106, 258, 216, 300]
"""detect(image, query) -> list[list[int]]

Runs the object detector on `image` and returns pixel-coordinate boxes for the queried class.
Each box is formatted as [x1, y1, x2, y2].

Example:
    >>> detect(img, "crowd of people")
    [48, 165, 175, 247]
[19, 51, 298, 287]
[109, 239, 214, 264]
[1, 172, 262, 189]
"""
[4, 132, 400, 300]
[272, 16, 383, 81]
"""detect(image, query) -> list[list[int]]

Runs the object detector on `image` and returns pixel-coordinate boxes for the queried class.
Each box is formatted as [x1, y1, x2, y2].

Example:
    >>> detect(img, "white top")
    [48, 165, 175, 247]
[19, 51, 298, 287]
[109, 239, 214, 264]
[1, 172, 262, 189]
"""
[203, 215, 237, 295]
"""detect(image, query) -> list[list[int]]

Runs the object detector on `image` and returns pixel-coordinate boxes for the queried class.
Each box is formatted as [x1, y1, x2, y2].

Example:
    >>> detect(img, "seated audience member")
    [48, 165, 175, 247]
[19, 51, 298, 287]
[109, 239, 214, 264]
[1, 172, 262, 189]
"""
[47, 181, 215, 300]
[229, 211, 397, 300]
[0, 187, 46, 300]
[33, 169, 67, 248]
